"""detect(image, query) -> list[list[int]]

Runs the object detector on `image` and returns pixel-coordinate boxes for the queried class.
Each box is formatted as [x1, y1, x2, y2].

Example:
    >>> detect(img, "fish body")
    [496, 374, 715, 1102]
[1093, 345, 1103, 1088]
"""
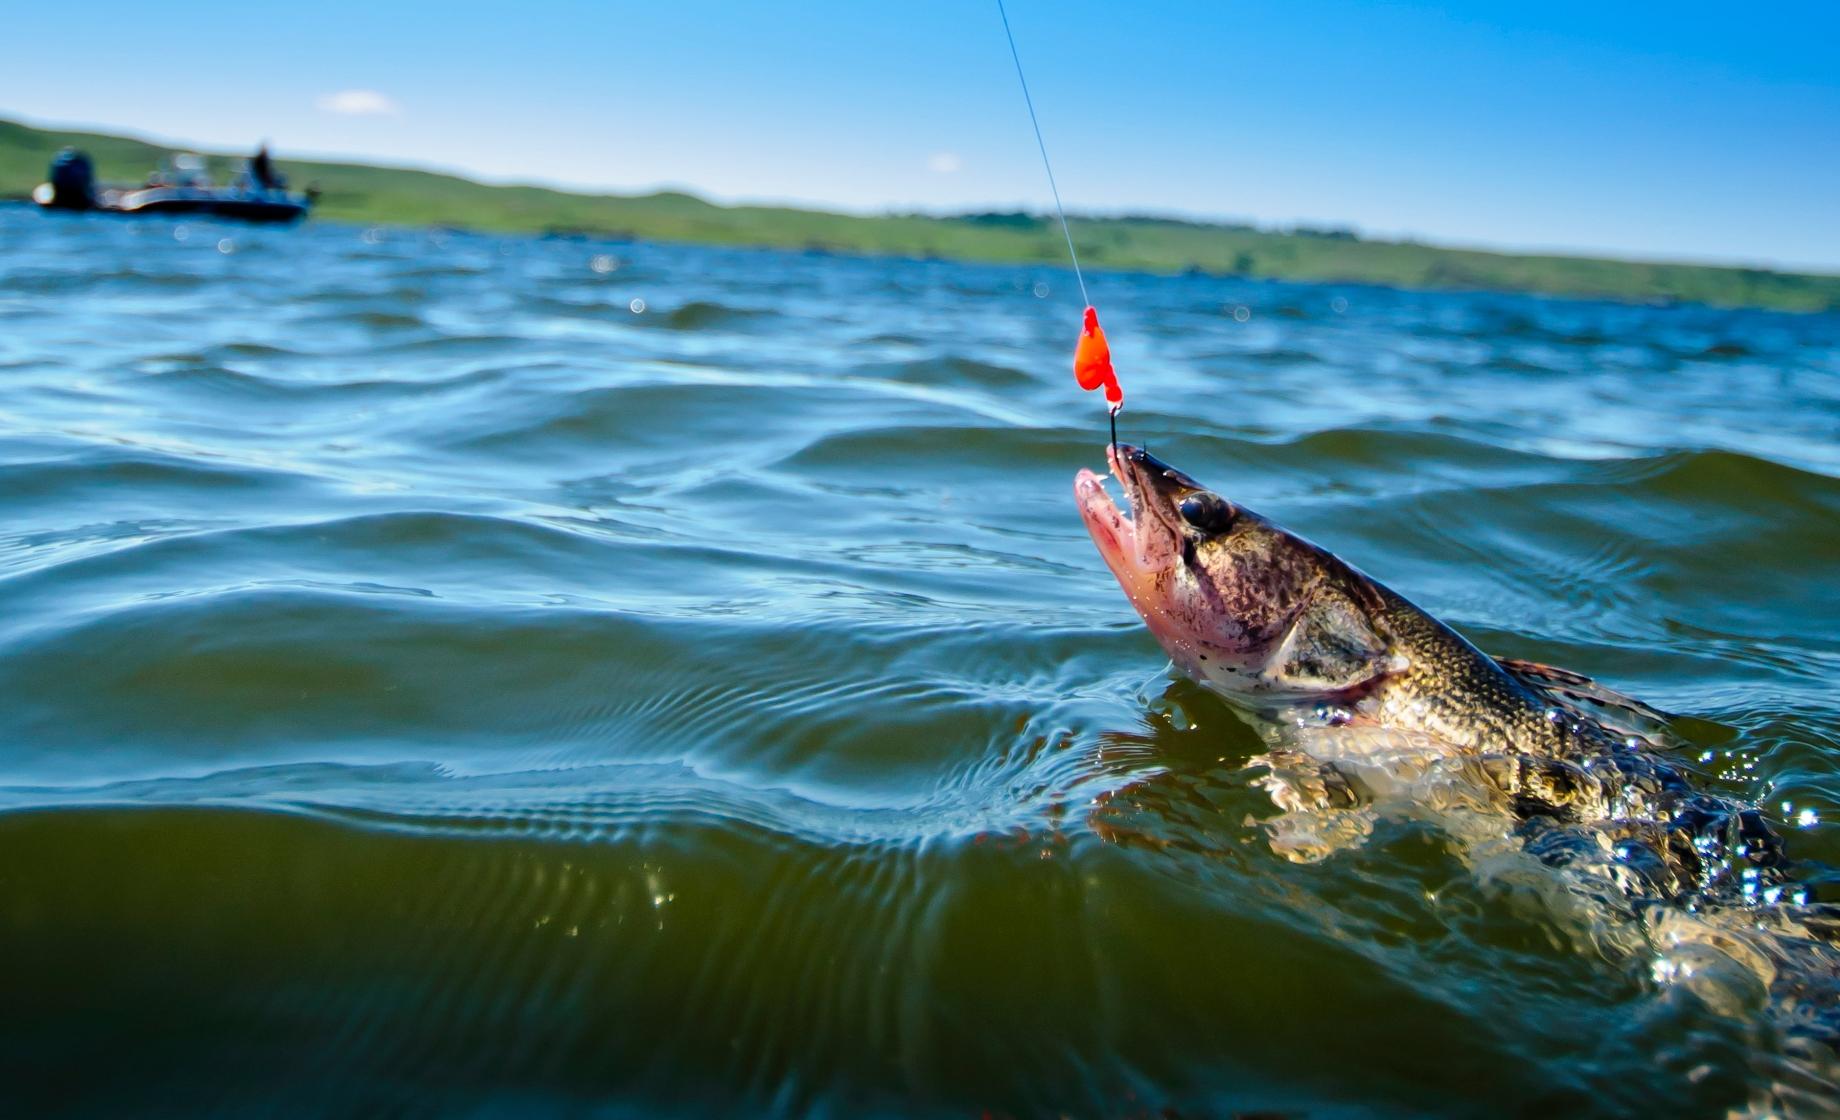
[1079, 445, 1611, 761]
[1076, 444, 1840, 1068]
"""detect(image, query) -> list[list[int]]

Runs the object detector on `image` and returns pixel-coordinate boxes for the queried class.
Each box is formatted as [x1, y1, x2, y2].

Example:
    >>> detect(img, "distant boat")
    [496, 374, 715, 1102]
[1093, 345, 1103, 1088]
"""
[34, 148, 314, 225]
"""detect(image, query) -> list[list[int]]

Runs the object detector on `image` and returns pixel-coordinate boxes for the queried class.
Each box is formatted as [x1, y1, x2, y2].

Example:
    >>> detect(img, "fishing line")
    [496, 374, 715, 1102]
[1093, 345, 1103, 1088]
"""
[995, 0, 1090, 310]
[996, 0, 1124, 447]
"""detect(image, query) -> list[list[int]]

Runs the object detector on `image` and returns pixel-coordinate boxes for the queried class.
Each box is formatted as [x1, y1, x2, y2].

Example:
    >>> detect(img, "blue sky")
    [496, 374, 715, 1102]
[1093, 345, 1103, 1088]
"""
[6, 1, 1837, 269]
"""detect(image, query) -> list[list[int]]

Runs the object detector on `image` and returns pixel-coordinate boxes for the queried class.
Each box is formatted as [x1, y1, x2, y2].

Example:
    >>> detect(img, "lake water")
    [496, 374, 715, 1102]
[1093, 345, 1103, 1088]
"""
[2, 203, 1838, 1117]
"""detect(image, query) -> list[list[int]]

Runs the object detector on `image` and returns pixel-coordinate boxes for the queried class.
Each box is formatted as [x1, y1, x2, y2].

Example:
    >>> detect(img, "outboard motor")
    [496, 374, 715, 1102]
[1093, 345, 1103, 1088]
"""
[42, 148, 97, 210]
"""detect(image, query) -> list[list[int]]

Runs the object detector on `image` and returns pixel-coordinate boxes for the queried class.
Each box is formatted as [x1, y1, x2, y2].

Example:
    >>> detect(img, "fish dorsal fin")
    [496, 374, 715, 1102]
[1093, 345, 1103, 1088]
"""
[1494, 657, 1677, 746]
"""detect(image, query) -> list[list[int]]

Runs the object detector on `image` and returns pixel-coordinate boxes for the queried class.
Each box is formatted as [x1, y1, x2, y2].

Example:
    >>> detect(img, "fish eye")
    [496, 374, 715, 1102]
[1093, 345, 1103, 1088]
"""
[1178, 491, 1235, 535]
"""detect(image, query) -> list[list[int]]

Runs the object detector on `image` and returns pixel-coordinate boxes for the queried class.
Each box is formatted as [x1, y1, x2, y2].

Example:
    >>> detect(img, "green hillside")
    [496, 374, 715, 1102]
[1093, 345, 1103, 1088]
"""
[5, 117, 1836, 313]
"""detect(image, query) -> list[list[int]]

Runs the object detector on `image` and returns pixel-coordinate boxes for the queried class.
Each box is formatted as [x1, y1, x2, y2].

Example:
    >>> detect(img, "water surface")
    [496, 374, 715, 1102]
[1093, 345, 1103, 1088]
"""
[2, 205, 1838, 1116]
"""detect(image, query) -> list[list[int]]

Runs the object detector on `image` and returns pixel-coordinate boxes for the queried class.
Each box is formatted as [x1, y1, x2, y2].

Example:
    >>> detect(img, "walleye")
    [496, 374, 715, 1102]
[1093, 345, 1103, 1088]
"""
[1076, 443, 1840, 1061]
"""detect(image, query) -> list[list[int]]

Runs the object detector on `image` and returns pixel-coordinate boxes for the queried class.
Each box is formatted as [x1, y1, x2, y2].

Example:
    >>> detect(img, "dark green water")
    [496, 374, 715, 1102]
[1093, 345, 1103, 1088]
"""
[2, 204, 1838, 1117]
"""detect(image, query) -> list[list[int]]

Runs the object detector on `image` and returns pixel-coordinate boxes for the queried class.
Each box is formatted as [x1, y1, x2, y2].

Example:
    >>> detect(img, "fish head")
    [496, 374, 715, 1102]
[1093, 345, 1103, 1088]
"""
[1076, 444, 1402, 706]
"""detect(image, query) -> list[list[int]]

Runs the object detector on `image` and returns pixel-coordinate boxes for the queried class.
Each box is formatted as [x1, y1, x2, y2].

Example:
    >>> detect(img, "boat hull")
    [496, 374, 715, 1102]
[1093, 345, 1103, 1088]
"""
[36, 186, 311, 225]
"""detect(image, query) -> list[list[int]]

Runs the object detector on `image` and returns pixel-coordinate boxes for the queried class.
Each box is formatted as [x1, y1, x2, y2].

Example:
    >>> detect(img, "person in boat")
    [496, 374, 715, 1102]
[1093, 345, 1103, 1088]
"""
[43, 148, 96, 210]
[248, 144, 286, 191]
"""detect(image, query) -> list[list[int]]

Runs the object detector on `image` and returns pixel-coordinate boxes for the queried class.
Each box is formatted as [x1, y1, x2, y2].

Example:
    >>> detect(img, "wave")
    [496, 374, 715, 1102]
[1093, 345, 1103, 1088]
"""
[2, 205, 1835, 1116]
[859, 354, 1035, 391]
[649, 299, 770, 331]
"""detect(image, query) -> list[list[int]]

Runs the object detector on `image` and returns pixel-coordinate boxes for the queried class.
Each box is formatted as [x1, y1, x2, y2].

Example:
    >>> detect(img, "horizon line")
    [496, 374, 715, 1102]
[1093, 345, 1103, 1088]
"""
[10, 110, 1836, 280]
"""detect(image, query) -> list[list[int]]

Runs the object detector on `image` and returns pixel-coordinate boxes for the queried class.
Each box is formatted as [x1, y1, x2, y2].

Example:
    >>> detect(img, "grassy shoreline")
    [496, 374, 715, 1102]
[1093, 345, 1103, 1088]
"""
[5, 117, 1836, 313]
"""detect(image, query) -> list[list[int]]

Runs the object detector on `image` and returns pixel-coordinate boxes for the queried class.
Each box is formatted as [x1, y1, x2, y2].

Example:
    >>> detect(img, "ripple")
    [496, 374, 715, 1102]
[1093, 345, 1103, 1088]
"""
[864, 353, 1035, 390]
[779, 423, 1094, 479]
[648, 299, 770, 331]
[0, 203, 1835, 1116]
[0, 447, 301, 507]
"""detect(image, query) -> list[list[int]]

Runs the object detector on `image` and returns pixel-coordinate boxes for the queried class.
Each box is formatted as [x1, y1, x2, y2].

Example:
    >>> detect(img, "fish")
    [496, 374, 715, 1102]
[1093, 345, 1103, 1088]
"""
[1076, 443, 1840, 1100]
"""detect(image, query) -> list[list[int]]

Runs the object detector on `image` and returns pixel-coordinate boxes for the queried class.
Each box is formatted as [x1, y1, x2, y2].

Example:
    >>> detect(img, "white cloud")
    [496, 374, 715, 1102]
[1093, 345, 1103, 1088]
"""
[927, 151, 962, 174]
[316, 90, 400, 117]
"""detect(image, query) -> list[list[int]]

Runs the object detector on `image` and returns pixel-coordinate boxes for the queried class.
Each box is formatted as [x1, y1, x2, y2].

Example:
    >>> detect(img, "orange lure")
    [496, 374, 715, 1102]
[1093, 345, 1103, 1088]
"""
[1073, 305, 1123, 410]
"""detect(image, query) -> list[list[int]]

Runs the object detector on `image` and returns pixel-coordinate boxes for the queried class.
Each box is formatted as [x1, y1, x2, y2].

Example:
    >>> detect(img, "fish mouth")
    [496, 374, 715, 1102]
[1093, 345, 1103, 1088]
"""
[1075, 443, 1198, 638]
[1075, 444, 1199, 558]
[1074, 447, 1133, 574]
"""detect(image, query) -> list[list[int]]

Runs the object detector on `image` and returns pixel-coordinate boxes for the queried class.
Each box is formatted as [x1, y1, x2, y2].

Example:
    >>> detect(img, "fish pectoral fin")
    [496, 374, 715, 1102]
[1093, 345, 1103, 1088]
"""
[1494, 657, 1678, 745]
